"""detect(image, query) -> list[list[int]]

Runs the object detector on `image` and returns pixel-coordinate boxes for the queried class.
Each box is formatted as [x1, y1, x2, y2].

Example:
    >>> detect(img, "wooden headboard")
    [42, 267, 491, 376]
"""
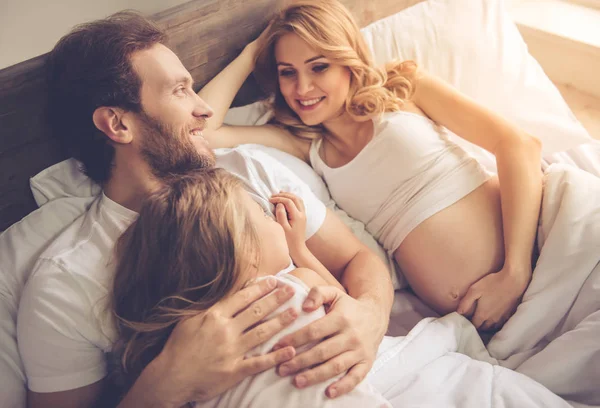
[0, 0, 424, 232]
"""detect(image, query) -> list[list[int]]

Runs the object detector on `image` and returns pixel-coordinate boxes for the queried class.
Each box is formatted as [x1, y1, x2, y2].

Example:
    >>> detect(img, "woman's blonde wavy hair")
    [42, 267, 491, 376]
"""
[109, 168, 259, 394]
[254, 0, 418, 140]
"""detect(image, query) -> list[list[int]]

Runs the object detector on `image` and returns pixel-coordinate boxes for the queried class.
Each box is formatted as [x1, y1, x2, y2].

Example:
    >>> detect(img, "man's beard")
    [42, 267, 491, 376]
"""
[138, 111, 216, 180]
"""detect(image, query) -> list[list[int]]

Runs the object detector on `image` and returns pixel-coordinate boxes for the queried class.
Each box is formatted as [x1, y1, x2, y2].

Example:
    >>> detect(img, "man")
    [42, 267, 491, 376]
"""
[17, 11, 394, 407]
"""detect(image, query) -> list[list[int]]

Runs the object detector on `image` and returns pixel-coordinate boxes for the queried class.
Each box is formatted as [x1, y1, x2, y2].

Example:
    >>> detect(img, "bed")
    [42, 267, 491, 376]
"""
[1, 0, 599, 407]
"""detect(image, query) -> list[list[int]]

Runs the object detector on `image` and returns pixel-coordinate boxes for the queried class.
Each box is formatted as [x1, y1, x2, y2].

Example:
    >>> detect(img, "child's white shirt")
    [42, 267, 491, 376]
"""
[193, 271, 391, 408]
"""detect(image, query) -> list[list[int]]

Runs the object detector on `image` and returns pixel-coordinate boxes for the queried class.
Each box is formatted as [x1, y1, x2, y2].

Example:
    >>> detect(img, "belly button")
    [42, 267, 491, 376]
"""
[450, 287, 460, 300]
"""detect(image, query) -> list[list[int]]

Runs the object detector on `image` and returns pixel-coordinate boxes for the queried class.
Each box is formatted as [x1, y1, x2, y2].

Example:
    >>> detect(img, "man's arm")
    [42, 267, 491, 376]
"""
[273, 209, 394, 398]
[307, 209, 394, 304]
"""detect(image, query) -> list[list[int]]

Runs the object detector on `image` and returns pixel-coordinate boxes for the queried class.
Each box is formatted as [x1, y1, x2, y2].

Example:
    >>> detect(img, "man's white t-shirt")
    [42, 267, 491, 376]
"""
[17, 148, 327, 393]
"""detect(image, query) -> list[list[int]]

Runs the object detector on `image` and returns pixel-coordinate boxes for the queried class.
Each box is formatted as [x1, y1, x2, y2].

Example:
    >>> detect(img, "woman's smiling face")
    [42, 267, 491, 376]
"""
[275, 32, 351, 126]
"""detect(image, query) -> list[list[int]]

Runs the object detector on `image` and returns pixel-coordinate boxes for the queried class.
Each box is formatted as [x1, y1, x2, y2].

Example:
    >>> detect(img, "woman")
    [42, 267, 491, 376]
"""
[110, 168, 390, 407]
[199, 0, 542, 330]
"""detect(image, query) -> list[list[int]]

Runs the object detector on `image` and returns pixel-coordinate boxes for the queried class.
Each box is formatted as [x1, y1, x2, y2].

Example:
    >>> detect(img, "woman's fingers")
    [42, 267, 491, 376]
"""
[471, 304, 491, 329]
[457, 285, 481, 317]
[479, 320, 494, 332]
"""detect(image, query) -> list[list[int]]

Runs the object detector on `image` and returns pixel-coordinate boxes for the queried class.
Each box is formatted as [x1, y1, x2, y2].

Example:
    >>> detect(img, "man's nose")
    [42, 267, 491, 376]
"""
[193, 94, 214, 119]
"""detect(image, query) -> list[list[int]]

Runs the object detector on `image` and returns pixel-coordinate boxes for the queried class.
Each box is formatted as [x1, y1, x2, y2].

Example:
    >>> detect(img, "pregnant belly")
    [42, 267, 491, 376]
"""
[393, 177, 505, 314]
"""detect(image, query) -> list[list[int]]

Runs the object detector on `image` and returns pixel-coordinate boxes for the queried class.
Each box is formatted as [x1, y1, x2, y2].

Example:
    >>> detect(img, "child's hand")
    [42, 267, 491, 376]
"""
[270, 192, 306, 252]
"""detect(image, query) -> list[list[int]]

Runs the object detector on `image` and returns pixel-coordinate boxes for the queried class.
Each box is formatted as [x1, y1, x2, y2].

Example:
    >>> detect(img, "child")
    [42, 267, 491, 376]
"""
[111, 167, 390, 407]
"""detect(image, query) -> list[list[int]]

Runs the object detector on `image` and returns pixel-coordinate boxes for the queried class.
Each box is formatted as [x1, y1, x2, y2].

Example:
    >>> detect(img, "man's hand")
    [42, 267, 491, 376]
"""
[457, 267, 531, 331]
[272, 286, 385, 399]
[120, 278, 298, 407]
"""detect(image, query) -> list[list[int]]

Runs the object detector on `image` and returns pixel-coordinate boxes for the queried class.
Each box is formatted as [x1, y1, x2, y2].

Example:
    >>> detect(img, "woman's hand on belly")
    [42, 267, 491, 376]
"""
[457, 265, 532, 331]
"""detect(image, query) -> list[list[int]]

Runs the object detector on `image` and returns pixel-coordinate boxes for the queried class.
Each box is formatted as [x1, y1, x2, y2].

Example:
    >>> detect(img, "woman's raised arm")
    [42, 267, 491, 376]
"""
[198, 29, 309, 161]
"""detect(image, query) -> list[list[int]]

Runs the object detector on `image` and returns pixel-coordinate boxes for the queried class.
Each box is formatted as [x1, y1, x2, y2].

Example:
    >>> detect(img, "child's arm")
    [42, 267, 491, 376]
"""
[288, 267, 339, 290]
[271, 192, 346, 292]
[289, 245, 346, 292]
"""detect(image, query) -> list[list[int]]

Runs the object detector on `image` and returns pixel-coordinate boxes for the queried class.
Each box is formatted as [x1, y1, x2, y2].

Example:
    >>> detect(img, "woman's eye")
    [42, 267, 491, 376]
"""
[278, 69, 296, 77]
[313, 64, 329, 73]
[175, 87, 186, 95]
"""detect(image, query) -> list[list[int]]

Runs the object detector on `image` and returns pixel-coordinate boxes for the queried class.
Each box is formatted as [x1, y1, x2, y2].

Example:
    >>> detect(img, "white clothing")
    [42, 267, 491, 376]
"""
[310, 111, 491, 252]
[194, 273, 391, 408]
[17, 148, 327, 393]
[194, 273, 567, 408]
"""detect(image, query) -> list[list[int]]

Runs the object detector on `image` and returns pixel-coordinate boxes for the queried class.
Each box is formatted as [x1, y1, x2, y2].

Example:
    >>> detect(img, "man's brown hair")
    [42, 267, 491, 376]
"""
[46, 11, 166, 184]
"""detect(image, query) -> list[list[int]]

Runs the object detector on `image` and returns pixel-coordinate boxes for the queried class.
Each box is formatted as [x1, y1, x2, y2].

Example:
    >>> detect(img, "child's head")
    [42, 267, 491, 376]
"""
[111, 167, 289, 389]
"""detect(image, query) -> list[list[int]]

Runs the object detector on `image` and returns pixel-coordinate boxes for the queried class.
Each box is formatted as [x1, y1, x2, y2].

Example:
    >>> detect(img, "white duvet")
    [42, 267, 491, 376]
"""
[370, 317, 570, 408]
[375, 163, 600, 407]
[489, 163, 600, 406]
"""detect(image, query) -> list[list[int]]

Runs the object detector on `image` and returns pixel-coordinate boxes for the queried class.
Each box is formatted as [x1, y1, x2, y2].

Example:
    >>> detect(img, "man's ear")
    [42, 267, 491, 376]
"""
[92, 107, 134, 144]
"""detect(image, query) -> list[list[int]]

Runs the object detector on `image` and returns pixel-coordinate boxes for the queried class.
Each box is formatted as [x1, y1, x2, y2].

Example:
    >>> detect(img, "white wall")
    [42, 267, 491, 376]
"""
[506, 0, 539, 9]
[0, 0, 190, 70]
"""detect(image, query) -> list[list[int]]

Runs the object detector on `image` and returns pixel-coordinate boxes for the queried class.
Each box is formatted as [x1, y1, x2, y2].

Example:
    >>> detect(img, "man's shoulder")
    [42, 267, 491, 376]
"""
[32, 195, 130, 288]
[20, 196, 122, 344]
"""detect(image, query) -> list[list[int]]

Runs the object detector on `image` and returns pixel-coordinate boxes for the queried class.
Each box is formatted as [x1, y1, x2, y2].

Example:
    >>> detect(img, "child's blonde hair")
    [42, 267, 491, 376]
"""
[111, 168, 258, 392]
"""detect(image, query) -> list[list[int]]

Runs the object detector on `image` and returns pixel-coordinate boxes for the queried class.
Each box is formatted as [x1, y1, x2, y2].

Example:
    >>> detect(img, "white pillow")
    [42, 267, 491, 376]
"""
[360, 0, 591, 172]
[29, 158, 100, 206]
